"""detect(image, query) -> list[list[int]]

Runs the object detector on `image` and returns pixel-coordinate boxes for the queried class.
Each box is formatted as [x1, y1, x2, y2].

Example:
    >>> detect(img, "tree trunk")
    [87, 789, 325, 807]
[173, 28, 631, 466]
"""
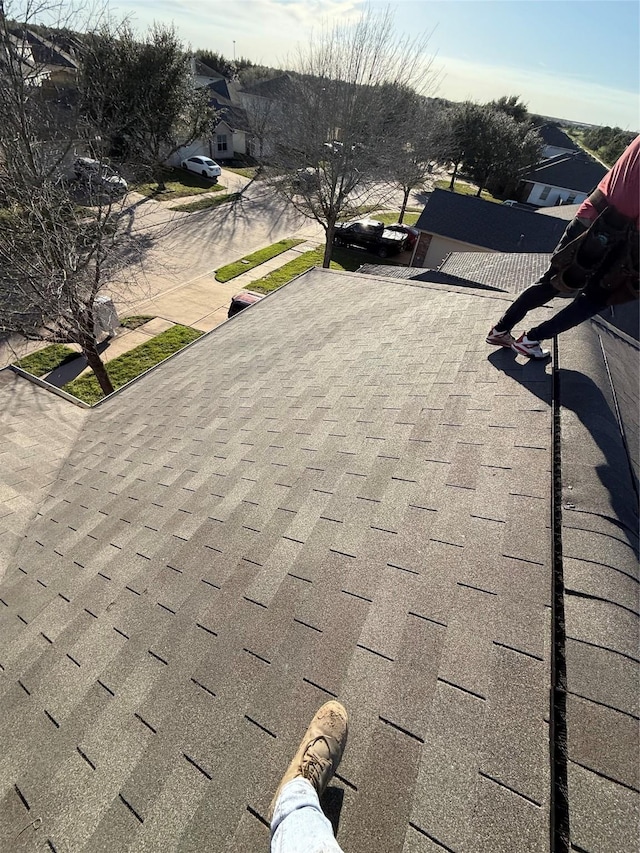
[398, 187, 410, 224]
[449, 161, 459, 190]
[81, 337, 114, 397]
[323, 218, 337, 268]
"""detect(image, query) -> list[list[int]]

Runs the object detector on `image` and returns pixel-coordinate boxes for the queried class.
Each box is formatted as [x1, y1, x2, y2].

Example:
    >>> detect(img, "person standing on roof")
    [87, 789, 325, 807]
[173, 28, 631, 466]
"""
[486, 135, 639, 358]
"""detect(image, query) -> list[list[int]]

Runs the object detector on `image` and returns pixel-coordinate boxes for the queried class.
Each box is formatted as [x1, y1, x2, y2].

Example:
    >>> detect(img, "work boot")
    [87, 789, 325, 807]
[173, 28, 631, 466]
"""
[269, 701, 348, 819]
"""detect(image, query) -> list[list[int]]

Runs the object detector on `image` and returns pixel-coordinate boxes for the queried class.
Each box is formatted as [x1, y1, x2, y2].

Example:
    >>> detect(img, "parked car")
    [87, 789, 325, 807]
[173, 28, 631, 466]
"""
[385, 223, 419, 250]
[292, 167, 320, 190]
[182, 156, 222, 181]
[333, 219, 408, 257]
[228, 290, 264, 318]
[73, 158, 128, 194]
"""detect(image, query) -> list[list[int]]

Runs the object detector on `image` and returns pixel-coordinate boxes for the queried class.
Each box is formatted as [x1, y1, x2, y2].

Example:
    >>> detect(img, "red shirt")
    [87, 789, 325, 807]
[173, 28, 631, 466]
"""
[576, 135, 640, 227]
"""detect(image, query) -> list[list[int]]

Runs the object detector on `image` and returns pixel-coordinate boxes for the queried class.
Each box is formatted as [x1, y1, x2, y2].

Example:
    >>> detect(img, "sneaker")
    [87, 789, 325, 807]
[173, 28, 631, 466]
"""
[269, 701, 348, 819]
[511, 333, 550, 359]
[486, 326, 515, 347]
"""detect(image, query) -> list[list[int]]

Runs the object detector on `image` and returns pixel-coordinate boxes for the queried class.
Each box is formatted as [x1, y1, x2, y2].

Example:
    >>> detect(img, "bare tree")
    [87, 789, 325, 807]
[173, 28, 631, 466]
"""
[391, 94, 441, 222]
[79, 22, 216, 190]
[265, 8, 437, 267]
[0, 2, 149, 396]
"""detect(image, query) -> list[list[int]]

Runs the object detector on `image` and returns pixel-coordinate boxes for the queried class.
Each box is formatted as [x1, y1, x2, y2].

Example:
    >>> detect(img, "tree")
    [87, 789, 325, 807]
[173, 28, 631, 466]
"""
[80, 23, 216, 189]
[265, 8, 437, 267]
[391, 94, 441, 222]
[437, 101, 487, 190]
[0, 4, 150, 396]
[464, 110, 543, 196]
[489, 94, 530, 124]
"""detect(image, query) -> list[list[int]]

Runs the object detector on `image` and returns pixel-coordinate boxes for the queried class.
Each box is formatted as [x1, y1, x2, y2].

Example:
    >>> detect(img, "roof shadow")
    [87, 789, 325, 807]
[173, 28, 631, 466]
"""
[488, 348, 639, 539]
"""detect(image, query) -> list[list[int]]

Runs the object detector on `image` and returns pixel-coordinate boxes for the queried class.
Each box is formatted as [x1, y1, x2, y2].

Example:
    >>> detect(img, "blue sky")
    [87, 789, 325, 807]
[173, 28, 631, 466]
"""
[109, 0, 638, 128]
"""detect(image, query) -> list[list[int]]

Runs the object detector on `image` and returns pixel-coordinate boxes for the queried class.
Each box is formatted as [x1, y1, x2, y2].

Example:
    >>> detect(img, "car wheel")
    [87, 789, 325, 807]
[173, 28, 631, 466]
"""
[202, 170, 208, 177]
[377, 246, 389, 258]
[182, 163, 188, 170]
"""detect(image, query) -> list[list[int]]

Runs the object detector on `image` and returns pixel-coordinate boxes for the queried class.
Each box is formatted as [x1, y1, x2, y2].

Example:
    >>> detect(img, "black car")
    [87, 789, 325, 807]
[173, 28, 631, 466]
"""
[333, 219, 408, 257]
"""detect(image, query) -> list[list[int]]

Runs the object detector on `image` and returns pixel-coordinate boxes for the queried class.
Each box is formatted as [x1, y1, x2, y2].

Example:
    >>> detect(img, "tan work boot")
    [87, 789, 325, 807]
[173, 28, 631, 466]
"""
[269, 701, 348, 820]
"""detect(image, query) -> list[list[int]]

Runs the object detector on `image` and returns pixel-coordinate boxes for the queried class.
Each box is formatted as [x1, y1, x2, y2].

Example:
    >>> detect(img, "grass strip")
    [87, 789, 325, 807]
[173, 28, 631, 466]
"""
[133, 168, 225, 201]
[224, 166, 261, 179]
[374, 211, 420, 226]
[171, 192, 240, 213]
[15, 344, 78, 377]
[215, 238, 306, 283]
[63, 325, 203, 405]
[250, 245, 398, 294]
[119, 315, 155, 330]
[434, 180, 501, 203]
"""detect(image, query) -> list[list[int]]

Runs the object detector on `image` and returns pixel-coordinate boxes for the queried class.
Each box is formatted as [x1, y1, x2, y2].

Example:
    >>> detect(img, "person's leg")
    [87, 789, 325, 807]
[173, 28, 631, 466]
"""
[527, 289, 609, 341]
[269, 701, 348, 853]
[489, 218, 588, 339]
[271, 778, 344, 853]
[493, 278, 558, 333]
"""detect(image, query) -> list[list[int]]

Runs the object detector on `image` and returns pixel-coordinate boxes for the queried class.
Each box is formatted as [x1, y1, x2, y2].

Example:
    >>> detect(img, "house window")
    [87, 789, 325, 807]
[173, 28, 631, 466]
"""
[216, 134, 228, 152]
[539, 185, 552, 200]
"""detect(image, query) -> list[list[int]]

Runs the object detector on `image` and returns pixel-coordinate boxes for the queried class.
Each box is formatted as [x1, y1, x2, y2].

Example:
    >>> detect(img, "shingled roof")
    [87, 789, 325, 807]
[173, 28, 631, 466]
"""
[415, 189, 567, 253]
[437, 252, 552, 293]
[533, 124, 581, 153]
[525, 152, 607, 194]
[0, 268, 637, 852]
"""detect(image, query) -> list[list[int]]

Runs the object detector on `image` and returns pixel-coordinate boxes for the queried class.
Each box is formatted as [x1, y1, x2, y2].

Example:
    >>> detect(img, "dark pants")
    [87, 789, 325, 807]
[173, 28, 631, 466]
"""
[496, 219, 611, 342]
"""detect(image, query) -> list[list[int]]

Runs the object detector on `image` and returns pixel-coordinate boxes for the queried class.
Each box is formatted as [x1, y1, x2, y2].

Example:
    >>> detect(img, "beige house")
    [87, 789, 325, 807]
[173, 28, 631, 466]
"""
[411, 189, 567, 269]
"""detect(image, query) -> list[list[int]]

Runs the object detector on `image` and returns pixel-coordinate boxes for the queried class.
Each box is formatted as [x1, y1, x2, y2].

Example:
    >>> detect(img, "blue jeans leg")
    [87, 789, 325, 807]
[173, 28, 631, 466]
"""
[271, 778, 345, 853]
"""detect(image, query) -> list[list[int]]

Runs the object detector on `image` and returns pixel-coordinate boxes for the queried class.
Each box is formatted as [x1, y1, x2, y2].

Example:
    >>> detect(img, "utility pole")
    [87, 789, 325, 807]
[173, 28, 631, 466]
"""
[233, 40, 236, 61]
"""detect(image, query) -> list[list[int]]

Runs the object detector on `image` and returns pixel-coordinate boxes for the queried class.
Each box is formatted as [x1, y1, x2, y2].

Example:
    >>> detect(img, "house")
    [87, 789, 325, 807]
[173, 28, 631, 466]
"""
[518, 151, 607, 207]
[533, 122, 581, 159]
[0, 264, 636, 853]
[177, 62, 251, 163]
[410, 189, 566, 268]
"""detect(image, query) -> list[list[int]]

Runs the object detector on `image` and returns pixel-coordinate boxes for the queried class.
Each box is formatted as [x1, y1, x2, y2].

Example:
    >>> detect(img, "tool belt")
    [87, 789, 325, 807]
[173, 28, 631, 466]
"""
[548, 189, 639, 303]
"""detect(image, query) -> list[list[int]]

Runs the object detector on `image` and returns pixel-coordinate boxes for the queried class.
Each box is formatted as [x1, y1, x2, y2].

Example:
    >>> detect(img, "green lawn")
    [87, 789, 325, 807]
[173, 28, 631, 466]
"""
[133, 168, 226, 201]
[249, 245, 400, 294]
[63, 325, 203, 405]
[215, 238, 306, 282]
[14, 344, 78, 377]
[375, 211, 420, 226]
[435, 179, 501, 203]
[119, 314, 155, 330]
[223, 166, 261, 179]
[171, 192, 240, 213]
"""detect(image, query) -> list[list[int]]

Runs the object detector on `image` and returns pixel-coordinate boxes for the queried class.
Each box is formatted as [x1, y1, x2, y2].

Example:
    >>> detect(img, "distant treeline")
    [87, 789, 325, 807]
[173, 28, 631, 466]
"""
[580, 126, 636, 166]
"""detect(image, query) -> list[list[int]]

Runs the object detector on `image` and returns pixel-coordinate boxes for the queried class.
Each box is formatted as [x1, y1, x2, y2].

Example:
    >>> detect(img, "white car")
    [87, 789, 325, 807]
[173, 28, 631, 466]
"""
[73, 157, 128, 194]
[181, 156, 222, 181]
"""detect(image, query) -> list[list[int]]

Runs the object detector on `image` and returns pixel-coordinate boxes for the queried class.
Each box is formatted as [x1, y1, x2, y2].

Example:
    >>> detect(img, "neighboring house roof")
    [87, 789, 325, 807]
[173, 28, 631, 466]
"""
[0, 268, 636, 853]
[535, 203, 581, 220]
[524, 152, 607, 193]
[209, 93, 251, 133]
[437, 252, 552, 293]
[241, 73, 293, 100]
[415, 189, 567, 252]
[533, 123, 581, 152]
[356, 263, 506, 292]
[208, 78, 244, 103]
[22, 28, 78, 69]
[193, 59, 225, 80]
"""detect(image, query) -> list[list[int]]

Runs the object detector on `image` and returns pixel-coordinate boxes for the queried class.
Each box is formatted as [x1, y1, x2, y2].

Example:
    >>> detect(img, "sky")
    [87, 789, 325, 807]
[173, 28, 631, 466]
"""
[105, 0, 639, 128]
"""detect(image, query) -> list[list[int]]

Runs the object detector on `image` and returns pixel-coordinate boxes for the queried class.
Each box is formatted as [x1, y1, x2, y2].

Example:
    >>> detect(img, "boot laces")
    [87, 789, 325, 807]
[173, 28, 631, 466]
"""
[300, 735, 336, 786]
